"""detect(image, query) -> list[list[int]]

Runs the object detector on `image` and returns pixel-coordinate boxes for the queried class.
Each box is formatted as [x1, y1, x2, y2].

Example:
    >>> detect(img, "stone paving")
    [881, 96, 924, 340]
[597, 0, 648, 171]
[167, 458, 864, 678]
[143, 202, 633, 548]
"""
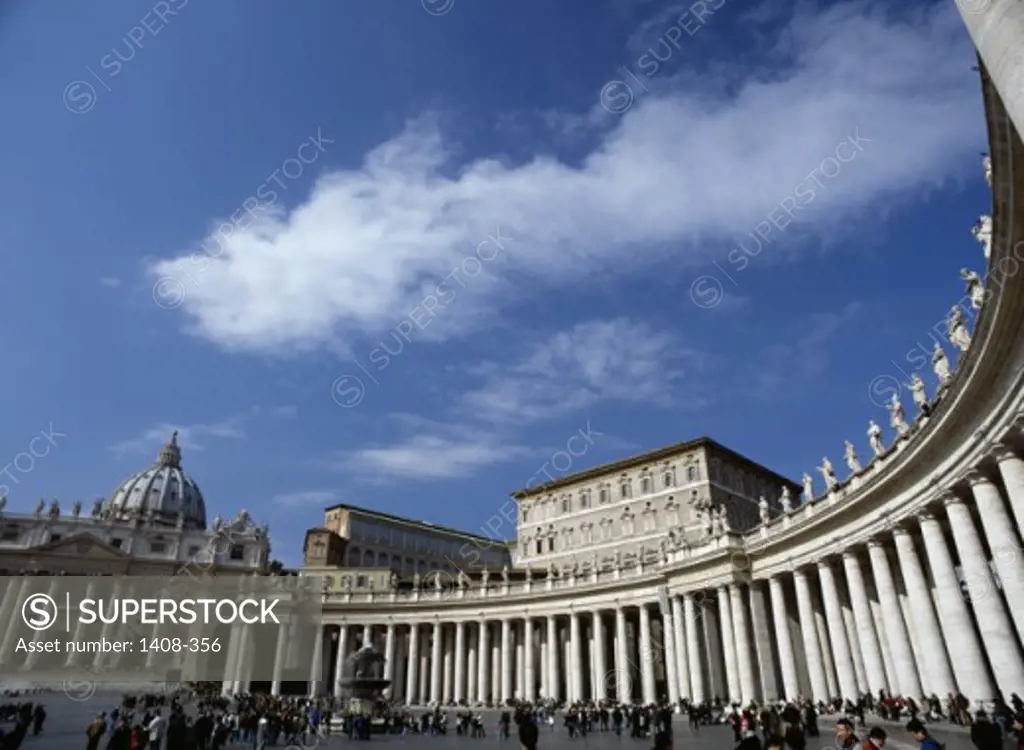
[0, 691, 984, 750]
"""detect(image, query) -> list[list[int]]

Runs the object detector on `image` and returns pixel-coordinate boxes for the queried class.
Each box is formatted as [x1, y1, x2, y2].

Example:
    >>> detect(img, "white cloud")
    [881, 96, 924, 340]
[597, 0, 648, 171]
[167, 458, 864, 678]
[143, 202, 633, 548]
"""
[339, 426, 532, 481]
[273, 490, 338, 507]
[461, 318, 699, 425]
[150, 2, 979, 354]
[109, 418, 245, 455]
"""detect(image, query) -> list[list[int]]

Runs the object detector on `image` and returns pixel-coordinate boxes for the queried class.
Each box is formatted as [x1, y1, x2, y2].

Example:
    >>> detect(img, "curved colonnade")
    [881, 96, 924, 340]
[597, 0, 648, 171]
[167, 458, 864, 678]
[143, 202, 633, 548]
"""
[229, 4, 1024, 707]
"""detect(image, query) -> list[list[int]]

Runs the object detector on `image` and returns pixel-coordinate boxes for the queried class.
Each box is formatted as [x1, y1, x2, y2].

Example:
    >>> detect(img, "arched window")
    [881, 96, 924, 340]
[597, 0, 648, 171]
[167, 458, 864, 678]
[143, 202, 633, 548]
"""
[640, 474, 651, 495]
[561, 495, 572, 513]
[522, 507, 529, 523]
[687, 466, 698, 482]
[620, 478, 632, 499]
[599, 486, 610, 504]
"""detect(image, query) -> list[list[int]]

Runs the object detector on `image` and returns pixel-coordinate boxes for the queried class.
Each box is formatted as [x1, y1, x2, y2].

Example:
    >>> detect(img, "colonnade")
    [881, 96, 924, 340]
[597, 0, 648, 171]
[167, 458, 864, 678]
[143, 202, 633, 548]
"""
[277, 447, 1024, 705]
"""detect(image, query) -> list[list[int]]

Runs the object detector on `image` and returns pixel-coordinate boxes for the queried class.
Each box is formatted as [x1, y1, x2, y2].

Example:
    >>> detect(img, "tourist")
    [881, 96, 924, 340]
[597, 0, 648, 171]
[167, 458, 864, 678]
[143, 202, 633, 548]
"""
[30, 704, 45, 736]
[652, 729, 673, 750]
[85, 714, 107, 750]
[863, 726, 887, 750]
[519, 716, 539, 750]
[906, 718, 941, 750]
[106, 716, 131, 750]
[1012, 713, 1024, 750]
[145, 710, 165, 750]
[835, 718, 859, 750]
[970, 711, 1001, 750]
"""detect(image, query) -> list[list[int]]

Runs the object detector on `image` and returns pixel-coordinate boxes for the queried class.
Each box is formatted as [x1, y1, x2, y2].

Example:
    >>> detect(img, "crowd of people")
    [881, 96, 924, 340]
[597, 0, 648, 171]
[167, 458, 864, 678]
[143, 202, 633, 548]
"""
[3, 685, 1024, 750]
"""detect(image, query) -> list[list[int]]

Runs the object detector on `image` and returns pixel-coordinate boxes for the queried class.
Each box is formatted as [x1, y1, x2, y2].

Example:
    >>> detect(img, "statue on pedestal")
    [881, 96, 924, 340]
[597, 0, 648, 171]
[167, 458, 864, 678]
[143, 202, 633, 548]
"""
[802, 473, 814, 503]
[71, 500, 81, 518]
[719, 506, 731, 533]
[758, 496, 770, 526]
[961, 268, 986, 311]
[35, 499, 45, 517]
[501, 564, 510, 583]
[433, 573, 443, 592]
[983, 155, 992, 187]
[524, 566, 532, 583]
[481, 567, 490, 587]
[412, 572, 421, 589]
[818, 457, 838, 490]
[909, 373, 929, 416]
[91, 499, 103, 518]
[48, 499, 60, 518]
[889, 393, 910, 437]
[933, 342, 952, 386]
[868, 420, 884, 457]
[844, 441, 861, 474]
[972, 214, 992, 259]
[780, 486, 793, 514]
[948, 306, 971, 353]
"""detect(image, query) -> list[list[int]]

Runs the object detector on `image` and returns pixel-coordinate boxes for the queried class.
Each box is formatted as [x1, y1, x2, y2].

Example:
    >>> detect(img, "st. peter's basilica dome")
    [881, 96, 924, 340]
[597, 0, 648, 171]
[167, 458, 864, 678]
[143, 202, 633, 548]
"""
[103, 431, 207, 528]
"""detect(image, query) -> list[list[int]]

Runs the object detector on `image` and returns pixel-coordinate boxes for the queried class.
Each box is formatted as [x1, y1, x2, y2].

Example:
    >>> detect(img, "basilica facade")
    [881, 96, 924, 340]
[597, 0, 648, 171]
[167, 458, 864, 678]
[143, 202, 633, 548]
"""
[284, 5, 1024, 707]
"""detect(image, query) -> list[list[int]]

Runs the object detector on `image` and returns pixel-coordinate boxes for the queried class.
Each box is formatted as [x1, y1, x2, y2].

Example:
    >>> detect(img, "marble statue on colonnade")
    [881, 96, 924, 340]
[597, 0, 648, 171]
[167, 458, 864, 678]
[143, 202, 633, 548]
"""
[983, 155, 992, 187]
[909, 373, 929, 417]
[844, 441, 861, 474]
[802, 472, 814, 503]
[972, 214, 992, 260]
[818, 457, 839, 491]
[780, 486, 793, 513]
[948, 306, 972, 353]
[867, 419, 884, 457]
[758, 496, 770, 526]
[889, 393, 910, 437]
[933, 342, 952, 386]
[961, 268, 986, 311]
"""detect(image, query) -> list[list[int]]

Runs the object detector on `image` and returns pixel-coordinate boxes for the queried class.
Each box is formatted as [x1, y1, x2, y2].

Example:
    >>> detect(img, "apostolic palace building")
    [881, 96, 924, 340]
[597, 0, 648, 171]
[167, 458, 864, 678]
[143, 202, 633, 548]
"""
[1, 1, 1023, 708]
[292, 3, 1024, 709]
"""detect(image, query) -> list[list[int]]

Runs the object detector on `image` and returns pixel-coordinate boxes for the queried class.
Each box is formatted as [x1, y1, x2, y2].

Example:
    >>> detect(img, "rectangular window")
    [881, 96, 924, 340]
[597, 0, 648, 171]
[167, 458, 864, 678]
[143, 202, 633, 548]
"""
[230, 544, 245, 561]
[150, 541, 166, 553]
[110, 538, 123, 548]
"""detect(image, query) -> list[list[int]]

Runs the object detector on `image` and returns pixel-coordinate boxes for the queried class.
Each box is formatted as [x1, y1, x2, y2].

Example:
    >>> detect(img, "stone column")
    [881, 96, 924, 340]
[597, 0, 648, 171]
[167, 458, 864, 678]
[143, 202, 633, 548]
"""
[638, 603, 657, 704]
[671, 596, 691, 701]
[384, 623, 396, 684]
[956, 0, 1024, 138]
[443, 627, 454, 704]
[661, 601, 681, 706]
[966, 471, 1024, 643]
[546, 616, 560, 702]
[684, 594, 705, 701]
[454, 621, 466, 703]
[748, 581, 778, 702]
[614, 607, 630, 703]
[892, 527, 957, 696]
[701, 596, 726, 700]
[918, 510, 994, 700]
[867, 539, 922, 698]
[593, 611, 608, 700]
[841, 550, 887, 695]
[406, 624, 420, 705]
[768, 576, 799, 700]
[421, 649, 431, 705]
[818, 561, 857, 700]
[945, 493, 1024, 696]
[501, 618, 513, 703]
[430, 621, 443, 705]
[717, 586, 740, 703]
[307, 625, 324, 698]
[994, 444, 1024, 536]
[793, 568, 829, 701]
[0, 577, 31, 668]
[271, 621, 291, 697]
[569, 610, 583, 702]
[66, 579, 98, 668]
[477, 621, 490, 704]
[362, 624, 373, 649]
[467, 627, 478, 704]
[516, 628, 525, 700]
[524, 617, 535, 701]
[332, 624, 349, 698]
[729, 585, 757, 704]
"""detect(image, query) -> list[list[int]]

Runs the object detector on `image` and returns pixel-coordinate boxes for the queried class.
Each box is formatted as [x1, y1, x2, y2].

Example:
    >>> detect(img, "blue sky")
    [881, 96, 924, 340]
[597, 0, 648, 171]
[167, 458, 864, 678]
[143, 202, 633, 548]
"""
[0, 0, 989, 566]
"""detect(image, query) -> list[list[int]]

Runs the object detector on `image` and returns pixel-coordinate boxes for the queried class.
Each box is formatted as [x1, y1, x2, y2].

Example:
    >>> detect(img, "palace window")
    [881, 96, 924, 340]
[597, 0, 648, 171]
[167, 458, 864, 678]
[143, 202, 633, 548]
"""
[620, 479, 632, 499]
[561, 495, 571, 513]
[49, 533, 62, 543]
[599, 487, 610, 504]
[640, 474, 652, 495]
[522, 507, 529, 523]
[547, 536, 555, 552]
[687, 466, 698, 482]
[536, 539, 543, 555]
[579, 490, 591, 509]
[150, 541, 167, 554]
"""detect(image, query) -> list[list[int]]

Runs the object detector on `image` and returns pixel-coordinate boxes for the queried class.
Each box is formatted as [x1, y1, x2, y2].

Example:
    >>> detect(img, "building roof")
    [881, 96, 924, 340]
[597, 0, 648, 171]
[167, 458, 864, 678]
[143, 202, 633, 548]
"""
[325, 503, 515, 546]
[511, 435, 800, 499]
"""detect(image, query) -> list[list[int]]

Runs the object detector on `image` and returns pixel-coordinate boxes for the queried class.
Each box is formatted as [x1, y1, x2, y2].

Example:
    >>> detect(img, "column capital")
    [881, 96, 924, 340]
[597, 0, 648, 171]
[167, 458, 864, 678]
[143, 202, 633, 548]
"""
[841, 548, 860, 561]
[915, 507, 939, 525]
[961, 468, 993, 487]
[865, 535, 889, 549]
[891, 524, 911, 538]
[937, 491, 962, 510]
[991, 441, 1020, 462]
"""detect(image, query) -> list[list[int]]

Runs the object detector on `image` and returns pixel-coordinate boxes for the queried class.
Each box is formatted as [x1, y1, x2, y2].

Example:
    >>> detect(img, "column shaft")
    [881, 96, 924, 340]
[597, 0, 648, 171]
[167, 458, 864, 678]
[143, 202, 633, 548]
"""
[956, 0, 1024, 138]
[593, 611, 608, 701]
[333, 625, 349, 698]
[454, 622, 466, 703]
[918, 512, 994, 700]
[969, 473, 1024, 644]
[995, 447, 1024, 536]
[717, 586, 740, 702]
[893, 529, 956, 695]
[749, 581, 779, 702]
[662, 602, 681, 706]
[841, 552, 887, 696]
[946, 497, 1024, 697]
[867, 540, 922, 698]
[638, 604, 656, 704]
[406, 624, 420, 705]
[730, 585, 758, 703]
[501, 619, 513, 703]
[546, 617, 559, 702]
[477, 622, 490, 704]
[430, 622, 443, 704]
[614, 608, 629, 703]
[524, 618, 535, 701]
[683, 594, 705, 701]
[569, 612, 583, 702]
[793, 569, 829, 701]
[769, 577, 799, 700]
[671, 596, 691, 701]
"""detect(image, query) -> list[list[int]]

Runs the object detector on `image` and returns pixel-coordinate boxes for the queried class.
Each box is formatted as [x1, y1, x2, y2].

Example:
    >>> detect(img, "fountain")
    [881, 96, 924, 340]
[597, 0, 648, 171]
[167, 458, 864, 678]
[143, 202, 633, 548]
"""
[338, 644, 391, 715]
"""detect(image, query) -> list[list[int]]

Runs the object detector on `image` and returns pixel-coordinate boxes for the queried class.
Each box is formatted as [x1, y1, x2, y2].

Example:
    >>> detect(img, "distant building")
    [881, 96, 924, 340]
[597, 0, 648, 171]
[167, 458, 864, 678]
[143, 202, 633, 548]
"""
[0, 432, 270, 576]
[512, 437, 800, 574]
[306, 503, 511, 577]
